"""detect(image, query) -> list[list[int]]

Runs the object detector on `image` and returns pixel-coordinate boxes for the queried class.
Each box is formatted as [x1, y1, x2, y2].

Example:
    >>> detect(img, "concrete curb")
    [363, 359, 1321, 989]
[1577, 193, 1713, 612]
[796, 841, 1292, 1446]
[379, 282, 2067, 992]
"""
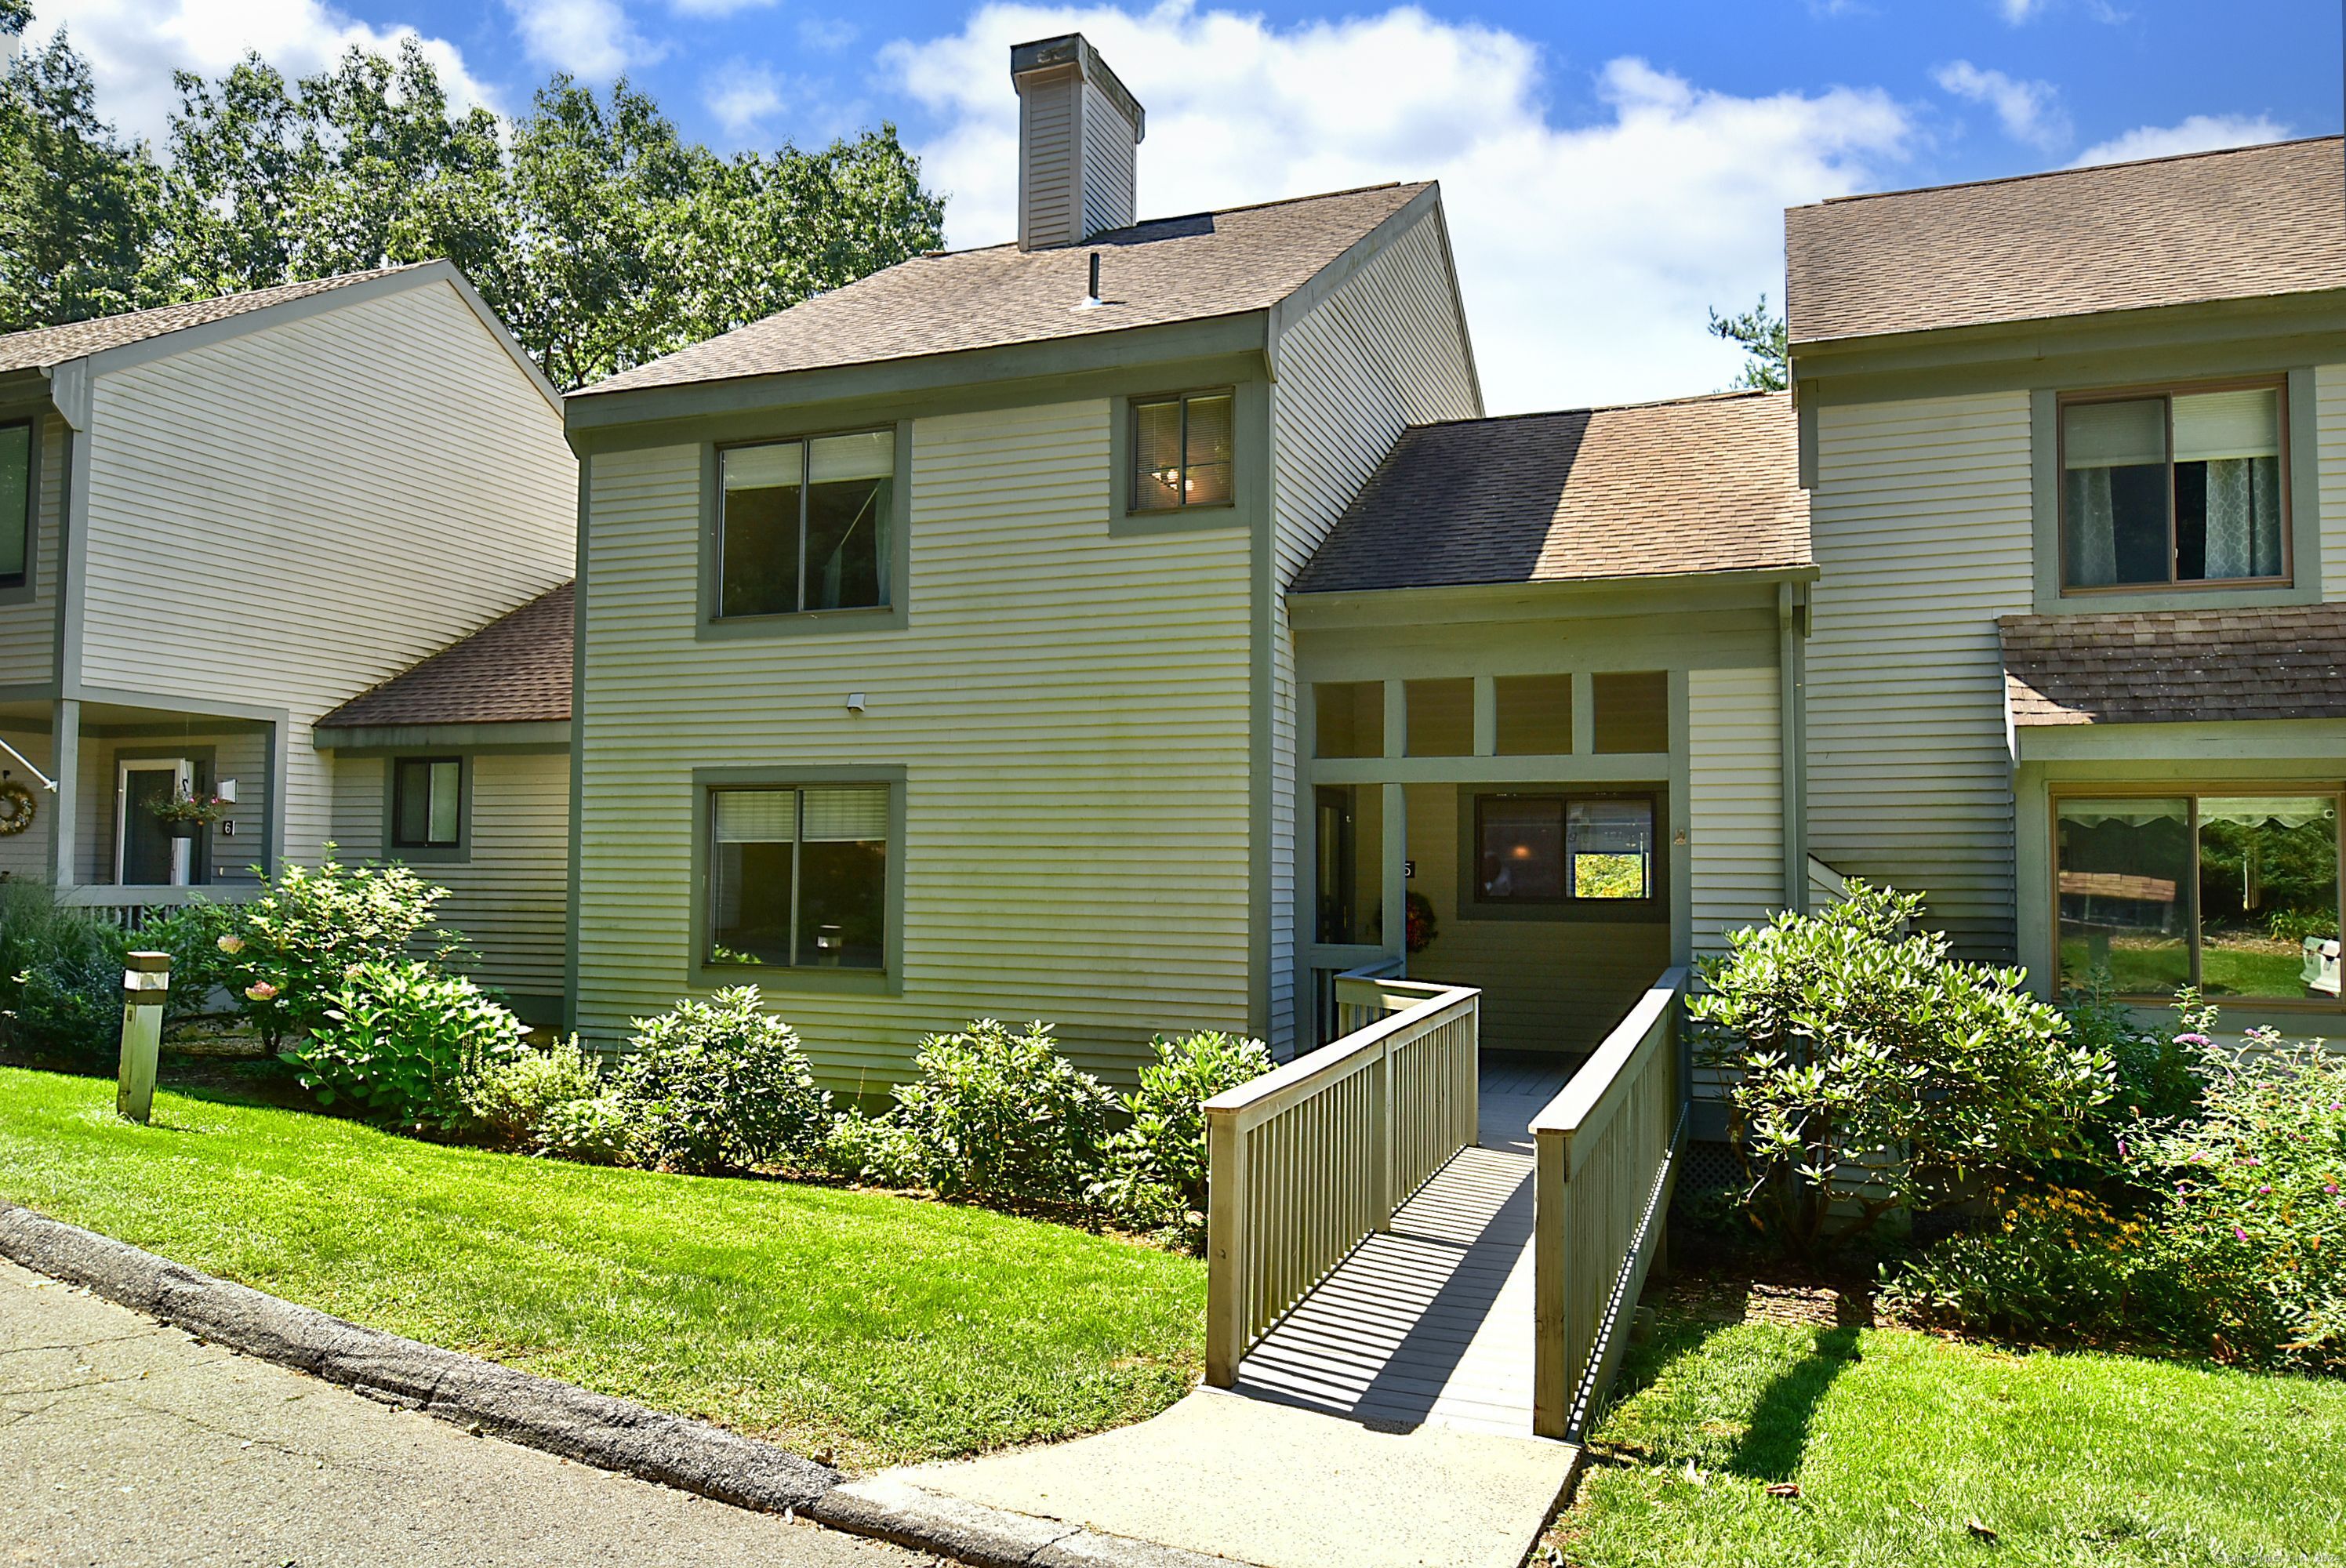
[0, 1203, 838, 1515]
[811, 1477, 1245, 1568]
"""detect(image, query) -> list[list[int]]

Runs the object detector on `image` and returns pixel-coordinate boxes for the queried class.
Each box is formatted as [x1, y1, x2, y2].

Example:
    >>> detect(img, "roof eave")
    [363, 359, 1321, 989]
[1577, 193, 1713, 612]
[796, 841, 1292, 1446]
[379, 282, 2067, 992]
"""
[1289, 562, 1817, 628]
[312, 718, 572, 753]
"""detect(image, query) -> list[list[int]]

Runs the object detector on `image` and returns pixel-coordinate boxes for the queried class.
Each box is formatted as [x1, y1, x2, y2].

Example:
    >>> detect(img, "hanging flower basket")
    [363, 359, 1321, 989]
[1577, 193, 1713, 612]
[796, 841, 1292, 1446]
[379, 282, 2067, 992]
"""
[151, 788, 230, 838]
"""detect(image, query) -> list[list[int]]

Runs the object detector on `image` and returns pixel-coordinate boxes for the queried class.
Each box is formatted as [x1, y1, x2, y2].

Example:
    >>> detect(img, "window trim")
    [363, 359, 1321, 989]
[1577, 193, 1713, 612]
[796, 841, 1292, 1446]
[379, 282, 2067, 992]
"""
[689, 764, 906, 994]
[697, 421, 911, 641]
[1455, 786, 1669, 924]
[385, 754, 468, 863]
[1109, 383, 1264, 537]
[1124, 387, 1237, 517]
[2054, 375, 2294, 599]
[2049, 781, 2346, 1011]
[0, 414, 38, 603]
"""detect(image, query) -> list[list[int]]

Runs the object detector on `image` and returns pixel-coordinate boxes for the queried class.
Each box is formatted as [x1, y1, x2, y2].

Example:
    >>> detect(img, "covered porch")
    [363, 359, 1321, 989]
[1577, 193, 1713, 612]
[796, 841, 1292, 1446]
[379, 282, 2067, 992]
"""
[0, 693, 278, 916]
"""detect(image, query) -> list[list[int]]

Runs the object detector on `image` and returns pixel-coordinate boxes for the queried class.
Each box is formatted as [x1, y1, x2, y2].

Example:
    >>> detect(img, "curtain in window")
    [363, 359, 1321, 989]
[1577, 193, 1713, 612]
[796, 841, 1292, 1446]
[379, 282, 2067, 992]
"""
[2064, 468, 2119, 586]
[2177, 388, 2282, 580]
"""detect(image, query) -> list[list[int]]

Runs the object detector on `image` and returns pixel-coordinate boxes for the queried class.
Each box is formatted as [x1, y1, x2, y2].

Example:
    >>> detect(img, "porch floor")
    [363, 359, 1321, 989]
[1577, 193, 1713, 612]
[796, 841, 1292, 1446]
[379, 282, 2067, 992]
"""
[1227, 1051, 1574, 1438]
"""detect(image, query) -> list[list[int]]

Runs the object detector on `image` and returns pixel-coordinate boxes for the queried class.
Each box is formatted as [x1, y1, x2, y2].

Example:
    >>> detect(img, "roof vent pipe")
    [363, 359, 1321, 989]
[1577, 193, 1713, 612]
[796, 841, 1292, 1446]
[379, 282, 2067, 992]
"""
[1080, 252, 1102, 309]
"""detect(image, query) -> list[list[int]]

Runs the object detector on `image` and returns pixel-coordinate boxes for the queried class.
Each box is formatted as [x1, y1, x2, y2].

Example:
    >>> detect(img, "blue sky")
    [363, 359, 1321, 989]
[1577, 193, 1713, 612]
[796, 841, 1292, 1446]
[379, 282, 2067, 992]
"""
[28, 0, 2343, 410]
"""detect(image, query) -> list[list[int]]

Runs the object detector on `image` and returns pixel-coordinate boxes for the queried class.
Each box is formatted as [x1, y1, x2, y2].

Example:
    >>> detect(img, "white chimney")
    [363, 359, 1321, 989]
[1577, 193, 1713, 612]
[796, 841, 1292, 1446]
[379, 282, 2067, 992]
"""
[1010, 34, 1146, 252]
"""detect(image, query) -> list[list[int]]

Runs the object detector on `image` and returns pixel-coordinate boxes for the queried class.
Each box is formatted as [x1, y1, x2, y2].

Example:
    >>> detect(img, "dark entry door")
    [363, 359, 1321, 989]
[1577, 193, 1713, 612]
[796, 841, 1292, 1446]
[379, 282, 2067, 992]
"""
[118, 764, 183, 886]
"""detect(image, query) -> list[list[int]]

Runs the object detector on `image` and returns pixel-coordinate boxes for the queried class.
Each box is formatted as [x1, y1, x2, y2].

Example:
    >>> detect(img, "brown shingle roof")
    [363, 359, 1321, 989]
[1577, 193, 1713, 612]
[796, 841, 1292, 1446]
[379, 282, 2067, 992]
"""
[2000, 602, 2346, 727]
[1787, 136, 2346, 346]
[0, 266, 423, 375]
[573, 183, 1430, 397]
[1292, 391, 1809, 595]
[319, 583, 573, 730]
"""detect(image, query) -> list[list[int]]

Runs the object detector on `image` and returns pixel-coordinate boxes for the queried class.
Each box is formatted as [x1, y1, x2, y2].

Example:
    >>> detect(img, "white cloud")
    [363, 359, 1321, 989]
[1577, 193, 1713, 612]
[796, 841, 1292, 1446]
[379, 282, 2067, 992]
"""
[2072, 113, 2290, 169]
[23, 0, 496, 147]
[502, 0, 666, 80]
[799, 16, 859, 51]
[706, 62, 783, 138]
[668, 0, 775, 16]
[884, 2, 1913, 412]
[1998, 0, 2044, 20]
[1933, 60, 2069, 150]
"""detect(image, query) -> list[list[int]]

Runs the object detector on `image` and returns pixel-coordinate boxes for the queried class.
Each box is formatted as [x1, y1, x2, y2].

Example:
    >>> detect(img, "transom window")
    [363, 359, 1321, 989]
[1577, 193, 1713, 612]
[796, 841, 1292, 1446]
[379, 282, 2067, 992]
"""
[0, 420, 29, 590]
[718, 430, 893, 618]
[2061, 383, 2287, 591]
[2056, 790, 2341, 1002]
[1473, 793, 1658, 906]
[391, 757, 462, 850]
[1130, 391, 1234, 511]
[707, 784, 889, 970]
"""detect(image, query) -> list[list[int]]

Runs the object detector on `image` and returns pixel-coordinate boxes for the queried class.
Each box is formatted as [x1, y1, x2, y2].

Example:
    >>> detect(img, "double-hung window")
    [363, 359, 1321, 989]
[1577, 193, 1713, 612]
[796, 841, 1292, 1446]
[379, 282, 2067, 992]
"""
[718, 430, 893, 618]
[390, 757, 463, 851]
[2061, 383, 2288, 591]
[707, 783, 889, 970]
[1130, 390, 1234, 511]
[2056, 790, 2341, 1001]
[0, 420, 29, 591]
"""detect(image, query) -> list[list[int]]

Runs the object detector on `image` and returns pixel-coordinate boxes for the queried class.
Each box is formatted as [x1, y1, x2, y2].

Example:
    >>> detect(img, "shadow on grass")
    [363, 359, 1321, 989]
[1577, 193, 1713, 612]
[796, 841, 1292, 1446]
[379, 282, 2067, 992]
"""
[1726, 1322, 1862, 1483]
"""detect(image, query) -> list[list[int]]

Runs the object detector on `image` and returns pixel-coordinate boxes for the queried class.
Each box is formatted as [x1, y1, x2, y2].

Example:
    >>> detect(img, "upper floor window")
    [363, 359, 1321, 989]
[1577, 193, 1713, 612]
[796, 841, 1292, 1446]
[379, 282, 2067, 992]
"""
[0, 420, 29, 590]
[719, 430, 893, 618]
[2061, 383, 2286, 592]
[1131, 390, 1233, 511]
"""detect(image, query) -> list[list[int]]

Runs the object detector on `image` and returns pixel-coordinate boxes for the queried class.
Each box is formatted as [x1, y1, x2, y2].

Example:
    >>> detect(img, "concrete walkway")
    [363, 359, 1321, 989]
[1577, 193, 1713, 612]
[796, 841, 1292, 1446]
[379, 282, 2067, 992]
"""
[873, 1053, 1583, 1568]
[0, 1260, 932, 1568]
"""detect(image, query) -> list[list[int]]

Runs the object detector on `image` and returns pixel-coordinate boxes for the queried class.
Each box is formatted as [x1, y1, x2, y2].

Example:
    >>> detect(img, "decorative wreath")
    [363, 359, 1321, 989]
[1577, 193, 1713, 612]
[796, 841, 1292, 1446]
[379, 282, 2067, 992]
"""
[0, 779, 34, 837]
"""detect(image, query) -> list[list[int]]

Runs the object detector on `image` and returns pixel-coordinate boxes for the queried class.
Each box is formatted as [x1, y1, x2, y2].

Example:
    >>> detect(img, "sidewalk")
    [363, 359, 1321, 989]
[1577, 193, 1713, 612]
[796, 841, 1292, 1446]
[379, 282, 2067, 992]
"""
[0, 1259, 931, 1568]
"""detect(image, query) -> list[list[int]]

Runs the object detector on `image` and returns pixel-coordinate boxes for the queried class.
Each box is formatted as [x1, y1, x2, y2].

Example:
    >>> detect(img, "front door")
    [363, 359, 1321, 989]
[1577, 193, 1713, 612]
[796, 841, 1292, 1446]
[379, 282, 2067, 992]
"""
[117, 759, 193, 887]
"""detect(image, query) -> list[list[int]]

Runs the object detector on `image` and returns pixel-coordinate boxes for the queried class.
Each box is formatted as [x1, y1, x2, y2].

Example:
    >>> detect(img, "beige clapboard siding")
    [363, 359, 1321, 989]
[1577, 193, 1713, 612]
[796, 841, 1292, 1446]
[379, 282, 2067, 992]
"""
[0, 412, 64, 683]
[1268, 211, 1478, 1051]
[75, 280, 572, 870]
[326, 752, 569, 1000]
[1019, 74, 1079, 249]
[1078, 80, 1135, 238]
[1807, 391, 2033, 957]
[576, 400, 1256, 1083]
[2319, 364, 2346, 594]
[1688, 666, 1784, 954]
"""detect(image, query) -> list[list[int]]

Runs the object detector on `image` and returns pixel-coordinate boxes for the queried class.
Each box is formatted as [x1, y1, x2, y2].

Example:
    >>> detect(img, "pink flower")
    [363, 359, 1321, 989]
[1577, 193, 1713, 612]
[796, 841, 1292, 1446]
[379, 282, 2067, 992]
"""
[2177, 1033, 2214, 1049]
[2235, 1227, 2250, 1243]
[2258, 1185, 2272, 1195]
[244, 982, 278, 1002]
[216, 935, 245, 954]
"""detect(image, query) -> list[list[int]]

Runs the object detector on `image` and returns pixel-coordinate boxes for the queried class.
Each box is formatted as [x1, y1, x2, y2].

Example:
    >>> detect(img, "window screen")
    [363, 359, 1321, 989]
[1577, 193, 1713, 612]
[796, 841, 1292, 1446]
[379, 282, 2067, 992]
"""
[1130, 391, 1236, 511]
[0, 423, 26, 586]
[719, 430, 892, 618]
[391, 757, 461, 850]
[708, 784, 889, 971]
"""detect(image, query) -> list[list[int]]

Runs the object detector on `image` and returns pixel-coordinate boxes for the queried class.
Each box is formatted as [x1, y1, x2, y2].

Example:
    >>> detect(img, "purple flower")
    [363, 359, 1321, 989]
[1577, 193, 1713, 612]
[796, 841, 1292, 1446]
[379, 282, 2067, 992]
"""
[2258, 1185, 2272, 1195]
[2178, 1033, 2213, 1049]
[2235, 1227, 2250, 1243]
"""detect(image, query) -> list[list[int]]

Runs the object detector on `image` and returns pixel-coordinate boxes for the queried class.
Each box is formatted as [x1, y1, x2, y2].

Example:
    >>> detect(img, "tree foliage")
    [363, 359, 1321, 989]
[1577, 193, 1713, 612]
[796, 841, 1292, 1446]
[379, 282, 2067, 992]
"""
[1708, 293, 1789, 391]
[0, 19, 946, 387]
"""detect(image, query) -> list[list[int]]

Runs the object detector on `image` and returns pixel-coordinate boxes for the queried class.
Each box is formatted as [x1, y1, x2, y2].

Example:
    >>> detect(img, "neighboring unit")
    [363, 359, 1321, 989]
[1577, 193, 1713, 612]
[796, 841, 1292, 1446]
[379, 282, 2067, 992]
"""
[1789, 136, 2346, 1030]
[0, 263, 575, 1016]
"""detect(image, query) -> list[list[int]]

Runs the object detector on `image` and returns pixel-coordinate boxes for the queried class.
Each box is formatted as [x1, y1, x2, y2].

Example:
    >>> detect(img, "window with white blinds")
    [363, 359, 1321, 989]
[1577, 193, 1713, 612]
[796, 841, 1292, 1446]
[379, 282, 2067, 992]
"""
[2060, 383, 2287, 591]
[706, 784, 889, 971]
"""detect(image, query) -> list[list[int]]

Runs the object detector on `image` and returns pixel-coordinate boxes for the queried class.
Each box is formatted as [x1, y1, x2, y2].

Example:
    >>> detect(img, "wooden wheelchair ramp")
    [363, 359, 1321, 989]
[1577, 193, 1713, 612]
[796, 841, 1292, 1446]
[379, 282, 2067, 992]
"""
[1228, 1056, 1567, 1436]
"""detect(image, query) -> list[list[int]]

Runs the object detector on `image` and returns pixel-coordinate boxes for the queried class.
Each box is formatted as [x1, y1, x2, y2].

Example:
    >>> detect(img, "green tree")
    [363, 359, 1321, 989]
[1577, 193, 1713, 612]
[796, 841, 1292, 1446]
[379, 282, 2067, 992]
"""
[1708, 293, 1789, 391]
[0, 26, 165, 332]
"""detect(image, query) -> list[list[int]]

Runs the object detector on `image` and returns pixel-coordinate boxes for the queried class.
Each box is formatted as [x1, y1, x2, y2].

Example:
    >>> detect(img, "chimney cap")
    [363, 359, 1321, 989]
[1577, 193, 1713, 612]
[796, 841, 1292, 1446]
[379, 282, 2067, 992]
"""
[1008, 32, 1145, 142]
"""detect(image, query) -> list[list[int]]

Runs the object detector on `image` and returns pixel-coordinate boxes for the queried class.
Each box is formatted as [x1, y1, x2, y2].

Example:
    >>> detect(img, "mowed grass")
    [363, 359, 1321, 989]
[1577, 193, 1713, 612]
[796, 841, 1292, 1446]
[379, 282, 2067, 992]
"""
[1548, 1308, 2346, 1567]
[0, 1067, 1204, 1471]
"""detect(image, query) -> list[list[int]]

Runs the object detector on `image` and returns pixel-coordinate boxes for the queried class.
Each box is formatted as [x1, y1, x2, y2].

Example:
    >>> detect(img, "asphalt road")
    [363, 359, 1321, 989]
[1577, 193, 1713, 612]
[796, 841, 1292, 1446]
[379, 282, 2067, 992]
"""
[0, 1258, 938, 1568]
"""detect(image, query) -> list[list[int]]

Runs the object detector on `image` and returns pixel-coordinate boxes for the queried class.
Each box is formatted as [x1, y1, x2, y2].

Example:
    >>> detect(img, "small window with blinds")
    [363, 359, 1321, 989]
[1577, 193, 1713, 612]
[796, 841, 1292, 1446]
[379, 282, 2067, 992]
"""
[717, 430, 893, 618]
[1129, 390, 1235, 512]
[2060, 382, 2289, 591]
[707, 783, 890, 970]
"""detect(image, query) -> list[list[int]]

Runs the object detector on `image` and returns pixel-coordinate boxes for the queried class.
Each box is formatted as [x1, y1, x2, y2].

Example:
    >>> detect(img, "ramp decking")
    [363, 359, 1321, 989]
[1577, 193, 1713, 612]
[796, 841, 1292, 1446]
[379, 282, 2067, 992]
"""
[1229, 1053, 1574, 1437]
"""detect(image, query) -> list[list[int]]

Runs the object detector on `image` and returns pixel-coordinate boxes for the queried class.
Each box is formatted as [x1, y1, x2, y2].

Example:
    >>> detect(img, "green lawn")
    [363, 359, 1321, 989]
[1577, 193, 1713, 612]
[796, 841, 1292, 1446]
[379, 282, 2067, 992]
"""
[2060, 935, 2314, 1000]
[1547, 1305, 2346, 1567]
[0, 1066, 1204, 1471]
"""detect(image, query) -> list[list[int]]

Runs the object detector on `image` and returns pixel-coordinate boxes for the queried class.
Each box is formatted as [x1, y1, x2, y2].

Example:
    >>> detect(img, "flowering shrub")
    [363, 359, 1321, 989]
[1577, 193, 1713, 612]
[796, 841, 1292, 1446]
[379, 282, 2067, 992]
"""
[287, 960, 526, 1129]
[2128, 1030, 2346, 1370]
[1884, 1185, 2148, 1338]
[615, 988, 832, 1174]
[209, 851, 459, 1050]
[1694, 881, 2112, 1258]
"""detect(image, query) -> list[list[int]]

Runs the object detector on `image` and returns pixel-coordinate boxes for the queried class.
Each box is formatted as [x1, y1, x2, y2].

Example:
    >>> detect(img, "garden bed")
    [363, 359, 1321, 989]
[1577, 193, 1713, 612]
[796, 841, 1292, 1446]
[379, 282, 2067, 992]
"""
[0, 1065, 1204, 1472]
[1540, 1262, 2346, 1567]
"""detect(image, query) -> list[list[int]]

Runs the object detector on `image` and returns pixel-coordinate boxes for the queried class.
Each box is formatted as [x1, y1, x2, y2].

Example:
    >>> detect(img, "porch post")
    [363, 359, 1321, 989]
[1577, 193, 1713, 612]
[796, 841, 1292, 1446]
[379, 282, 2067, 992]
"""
[1380, 782, 1406, 968]
[47, 697, 78, 888]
